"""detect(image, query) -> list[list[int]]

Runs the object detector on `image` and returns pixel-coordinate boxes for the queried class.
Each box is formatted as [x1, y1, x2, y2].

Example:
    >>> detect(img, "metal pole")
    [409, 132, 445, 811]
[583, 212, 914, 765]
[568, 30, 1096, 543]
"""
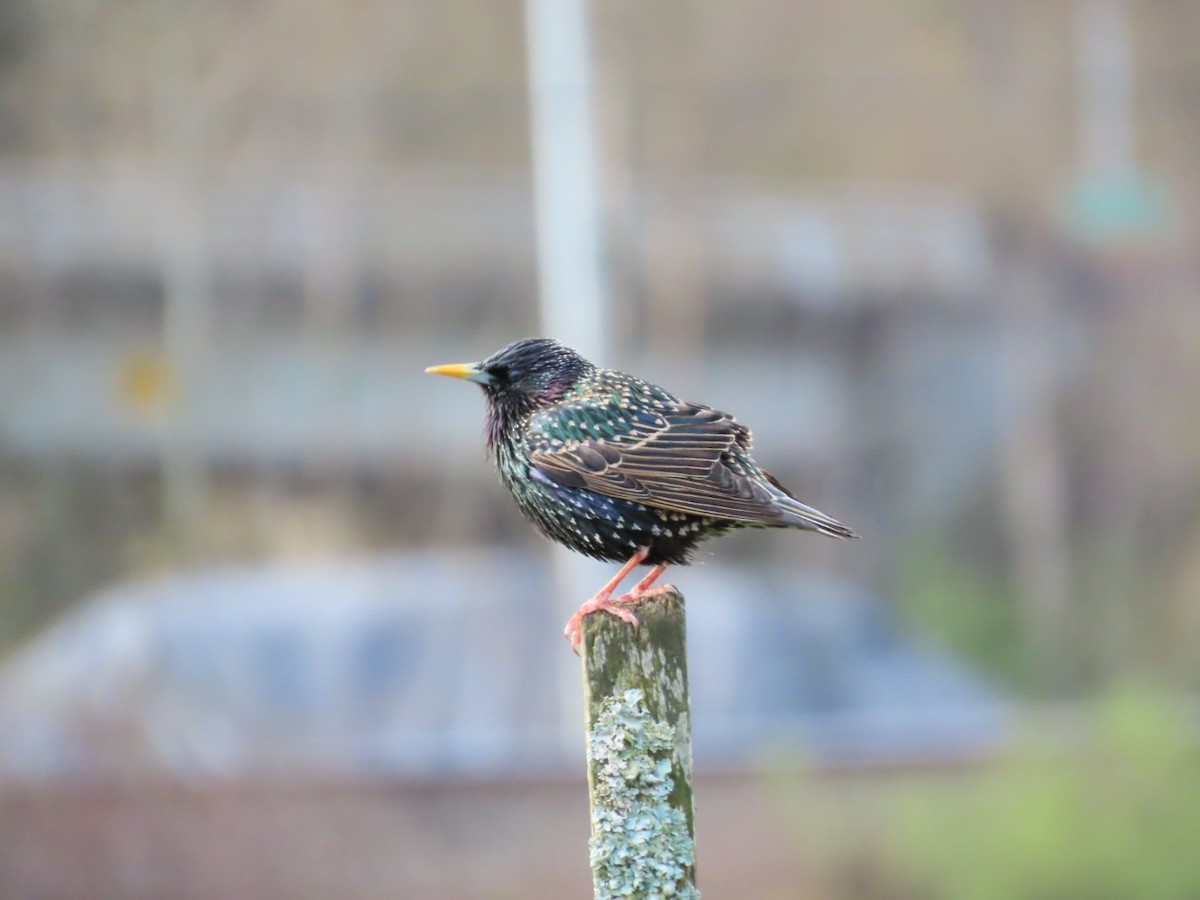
[524, 0, 615, 757]
[523, 0, 608, 360]
[1075, 0, 1135, 179]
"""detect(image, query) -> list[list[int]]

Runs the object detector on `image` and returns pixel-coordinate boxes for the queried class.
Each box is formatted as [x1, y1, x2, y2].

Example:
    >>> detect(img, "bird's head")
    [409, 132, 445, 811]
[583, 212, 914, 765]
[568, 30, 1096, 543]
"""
[426, 338, 595, 446]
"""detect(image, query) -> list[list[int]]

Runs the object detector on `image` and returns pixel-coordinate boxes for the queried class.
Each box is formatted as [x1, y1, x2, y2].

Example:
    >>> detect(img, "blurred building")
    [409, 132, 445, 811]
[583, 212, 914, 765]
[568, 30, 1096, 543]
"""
[1, 2, 1199, 897]
[0, 551, 1002, 781]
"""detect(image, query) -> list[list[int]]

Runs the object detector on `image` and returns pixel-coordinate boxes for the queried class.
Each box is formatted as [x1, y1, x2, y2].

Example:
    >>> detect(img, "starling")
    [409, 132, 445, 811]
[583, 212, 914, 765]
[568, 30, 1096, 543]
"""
[426, 337, 857, 650]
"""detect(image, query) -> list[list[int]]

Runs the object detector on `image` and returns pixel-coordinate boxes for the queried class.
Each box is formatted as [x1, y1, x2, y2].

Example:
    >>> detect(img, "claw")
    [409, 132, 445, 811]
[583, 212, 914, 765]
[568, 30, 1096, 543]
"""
[564, 551, 678, 654]
[565, 596, 639, 654]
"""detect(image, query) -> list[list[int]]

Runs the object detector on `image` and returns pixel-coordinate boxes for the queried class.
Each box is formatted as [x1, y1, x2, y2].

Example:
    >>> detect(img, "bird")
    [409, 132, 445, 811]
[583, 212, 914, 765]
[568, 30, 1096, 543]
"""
[425, 337, 857, 651]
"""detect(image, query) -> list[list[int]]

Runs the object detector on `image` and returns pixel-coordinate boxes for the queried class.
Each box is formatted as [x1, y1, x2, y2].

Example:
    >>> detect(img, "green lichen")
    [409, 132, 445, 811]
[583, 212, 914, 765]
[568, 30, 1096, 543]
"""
[587, 688, 699, 899]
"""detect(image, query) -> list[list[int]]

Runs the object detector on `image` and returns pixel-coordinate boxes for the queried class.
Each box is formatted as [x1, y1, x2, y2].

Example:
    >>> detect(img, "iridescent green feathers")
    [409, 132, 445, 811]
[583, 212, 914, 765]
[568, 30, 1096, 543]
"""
[527, 371, 855, 537]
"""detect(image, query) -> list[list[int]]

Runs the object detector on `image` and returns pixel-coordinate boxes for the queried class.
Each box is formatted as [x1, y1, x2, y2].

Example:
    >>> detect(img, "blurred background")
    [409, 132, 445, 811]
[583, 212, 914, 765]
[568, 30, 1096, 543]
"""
[1, 0, 1199, 897]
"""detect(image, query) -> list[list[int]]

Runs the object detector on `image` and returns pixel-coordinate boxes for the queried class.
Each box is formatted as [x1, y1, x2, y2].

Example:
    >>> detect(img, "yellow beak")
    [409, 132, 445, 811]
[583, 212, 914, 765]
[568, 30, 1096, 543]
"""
[424, 361, 493, 384]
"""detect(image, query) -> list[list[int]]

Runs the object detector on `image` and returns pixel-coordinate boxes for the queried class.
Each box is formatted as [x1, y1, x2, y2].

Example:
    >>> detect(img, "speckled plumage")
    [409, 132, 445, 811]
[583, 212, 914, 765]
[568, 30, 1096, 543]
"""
[428, 337, 857, 567]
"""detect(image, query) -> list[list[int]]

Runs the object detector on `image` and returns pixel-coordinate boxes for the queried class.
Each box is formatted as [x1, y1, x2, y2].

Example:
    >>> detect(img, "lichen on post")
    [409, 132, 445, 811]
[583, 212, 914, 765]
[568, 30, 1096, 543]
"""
[581, 588, 698, 899]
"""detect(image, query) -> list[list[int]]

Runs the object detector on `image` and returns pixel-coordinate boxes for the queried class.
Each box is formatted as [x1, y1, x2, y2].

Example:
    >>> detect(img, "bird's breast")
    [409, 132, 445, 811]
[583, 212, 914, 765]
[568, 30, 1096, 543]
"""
[493, 435, 727, 564]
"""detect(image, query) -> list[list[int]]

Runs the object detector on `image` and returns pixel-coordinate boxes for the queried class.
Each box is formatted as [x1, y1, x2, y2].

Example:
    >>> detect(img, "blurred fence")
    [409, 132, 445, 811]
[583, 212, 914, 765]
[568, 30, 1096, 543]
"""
[0, 162, 988, 333]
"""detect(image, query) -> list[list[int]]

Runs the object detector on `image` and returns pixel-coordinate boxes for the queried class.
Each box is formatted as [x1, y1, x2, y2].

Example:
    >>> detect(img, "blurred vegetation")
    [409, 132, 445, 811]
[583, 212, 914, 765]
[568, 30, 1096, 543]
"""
[0, 463, 457, 652]
[897, 536, 1030, 690]
[891, 687, 1200, 900]
[770, 686, 1200, 899]
[0, 464, 151, 643]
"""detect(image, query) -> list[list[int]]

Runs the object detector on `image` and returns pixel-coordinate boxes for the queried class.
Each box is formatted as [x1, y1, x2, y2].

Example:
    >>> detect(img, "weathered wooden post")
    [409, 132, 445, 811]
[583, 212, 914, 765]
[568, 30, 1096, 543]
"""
[580, 587, 699, 899]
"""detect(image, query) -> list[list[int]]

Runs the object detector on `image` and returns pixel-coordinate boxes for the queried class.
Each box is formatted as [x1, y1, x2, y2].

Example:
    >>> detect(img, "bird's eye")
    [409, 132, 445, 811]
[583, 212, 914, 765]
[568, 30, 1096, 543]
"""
[488, 364, 516, 383]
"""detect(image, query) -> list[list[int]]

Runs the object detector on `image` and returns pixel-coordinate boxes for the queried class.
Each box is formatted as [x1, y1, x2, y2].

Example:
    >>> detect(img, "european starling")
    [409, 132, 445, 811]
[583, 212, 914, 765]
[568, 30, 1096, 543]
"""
[426, 337, 856, 650]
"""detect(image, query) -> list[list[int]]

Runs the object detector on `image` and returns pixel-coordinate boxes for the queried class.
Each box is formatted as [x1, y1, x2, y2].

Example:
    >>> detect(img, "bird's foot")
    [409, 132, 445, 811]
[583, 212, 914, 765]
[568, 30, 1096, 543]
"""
[617, 582, 677, 604]
[564, 593, 640, 655]
[564, 583, 679, 654]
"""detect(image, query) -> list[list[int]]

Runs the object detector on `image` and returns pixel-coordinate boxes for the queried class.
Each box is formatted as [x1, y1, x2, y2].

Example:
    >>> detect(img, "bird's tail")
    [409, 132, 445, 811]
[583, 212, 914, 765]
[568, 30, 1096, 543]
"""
[761, 471, 859, 538]
[778, 496, 859, 539]
[783, 502, 860, 539]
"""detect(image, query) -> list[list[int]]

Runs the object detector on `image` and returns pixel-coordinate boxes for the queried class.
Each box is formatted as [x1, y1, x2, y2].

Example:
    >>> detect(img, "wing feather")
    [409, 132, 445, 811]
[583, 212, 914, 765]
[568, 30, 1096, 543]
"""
[527, 397, 793, 524]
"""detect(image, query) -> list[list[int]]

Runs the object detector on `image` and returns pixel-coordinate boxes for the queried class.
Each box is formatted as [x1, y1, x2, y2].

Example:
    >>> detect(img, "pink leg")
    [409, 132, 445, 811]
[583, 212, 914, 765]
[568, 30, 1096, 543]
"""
[564, 547, 652, 653]
[593, 546, 650, 599]
[626, 564, 667, 596]
[606, 563, 676, 612]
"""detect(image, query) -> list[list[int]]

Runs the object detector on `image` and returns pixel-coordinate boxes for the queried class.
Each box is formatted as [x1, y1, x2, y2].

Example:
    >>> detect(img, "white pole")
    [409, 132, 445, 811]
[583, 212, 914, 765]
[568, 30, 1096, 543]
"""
[1075, 0, 1135, 179]
[523, 0, 608, 360]
[524, 0, 612, 750]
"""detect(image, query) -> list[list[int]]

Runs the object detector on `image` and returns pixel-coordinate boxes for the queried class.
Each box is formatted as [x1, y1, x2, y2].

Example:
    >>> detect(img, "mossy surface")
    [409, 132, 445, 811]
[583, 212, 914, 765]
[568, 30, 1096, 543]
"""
[582, 590, 697, 898]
